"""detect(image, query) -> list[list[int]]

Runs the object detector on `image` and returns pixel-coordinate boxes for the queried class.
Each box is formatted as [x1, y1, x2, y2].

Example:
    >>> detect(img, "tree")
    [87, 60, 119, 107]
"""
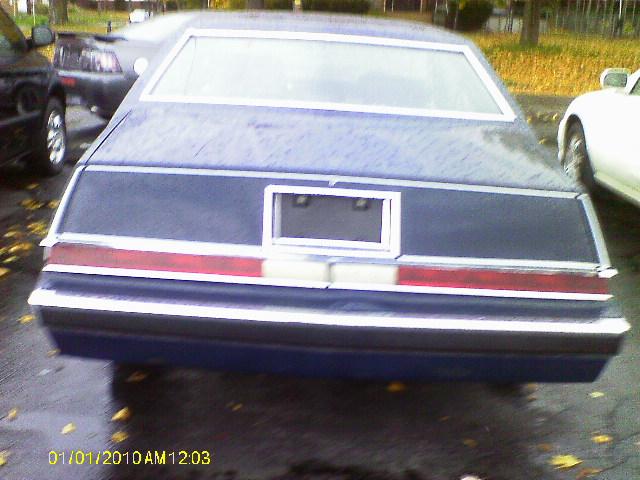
[520, 0, 541, 46]
[49, 0, 69, 24]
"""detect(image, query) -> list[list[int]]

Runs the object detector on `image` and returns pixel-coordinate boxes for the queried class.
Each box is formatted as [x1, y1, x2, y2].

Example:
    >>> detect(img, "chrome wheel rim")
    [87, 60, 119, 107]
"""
[46, 110, 66, 165]
[564, 134, 584, 181]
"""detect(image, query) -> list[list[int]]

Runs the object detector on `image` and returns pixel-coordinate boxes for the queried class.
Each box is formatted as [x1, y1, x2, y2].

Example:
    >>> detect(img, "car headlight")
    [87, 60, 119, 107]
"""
[80, 49, 122, 73]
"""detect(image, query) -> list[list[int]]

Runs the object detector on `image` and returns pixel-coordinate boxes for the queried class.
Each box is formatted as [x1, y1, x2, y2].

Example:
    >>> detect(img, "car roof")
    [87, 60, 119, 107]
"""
[172, 11, 469, 45]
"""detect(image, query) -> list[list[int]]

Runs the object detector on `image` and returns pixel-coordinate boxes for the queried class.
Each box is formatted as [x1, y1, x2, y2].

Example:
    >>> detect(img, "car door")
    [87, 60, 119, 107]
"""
[0, 8, 49, 163]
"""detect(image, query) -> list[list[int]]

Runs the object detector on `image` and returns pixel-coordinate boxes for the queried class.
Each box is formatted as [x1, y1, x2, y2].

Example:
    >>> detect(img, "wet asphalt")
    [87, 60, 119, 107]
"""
[0, 101, 639, 480]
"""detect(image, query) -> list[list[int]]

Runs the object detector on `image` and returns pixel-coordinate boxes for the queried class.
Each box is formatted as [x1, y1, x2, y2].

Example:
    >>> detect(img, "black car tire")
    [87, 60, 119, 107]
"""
[562, 121, 598, 191]
[30, 97, 67, 176]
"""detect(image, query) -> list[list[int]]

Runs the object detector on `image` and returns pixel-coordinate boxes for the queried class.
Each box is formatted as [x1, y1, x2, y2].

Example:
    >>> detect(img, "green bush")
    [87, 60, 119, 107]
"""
[302, 0, 369, 14]
[265, 0, 293, 9]
[453, 0, 493, 31]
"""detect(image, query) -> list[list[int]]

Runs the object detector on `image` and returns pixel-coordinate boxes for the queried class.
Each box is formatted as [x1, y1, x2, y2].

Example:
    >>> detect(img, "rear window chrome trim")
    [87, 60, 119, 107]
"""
[139, 28, 517, 123]
[263, 185, 401, 259]
[29, 289, 629, 335]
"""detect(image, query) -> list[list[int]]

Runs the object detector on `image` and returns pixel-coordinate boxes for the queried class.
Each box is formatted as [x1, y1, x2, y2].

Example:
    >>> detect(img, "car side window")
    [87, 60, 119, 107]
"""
[0, 9, 27, 56]
[631, 78, 640, 96]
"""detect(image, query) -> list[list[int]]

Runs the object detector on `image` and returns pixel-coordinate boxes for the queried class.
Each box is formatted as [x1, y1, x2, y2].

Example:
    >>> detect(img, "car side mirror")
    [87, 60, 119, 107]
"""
[31, 25, 55, 48]
[600, 68, 630, 89]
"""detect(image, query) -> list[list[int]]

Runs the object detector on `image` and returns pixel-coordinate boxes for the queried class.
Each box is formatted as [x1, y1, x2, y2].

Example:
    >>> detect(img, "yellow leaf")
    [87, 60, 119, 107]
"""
[47, 349, 60, 357]
[591, 434, 612, 444]
[111, 407, 131, 422]
[0, 268, 9, 278]
[576, 468, 602, 479]
[18, 314, 34, 325]
[232, 403, 243, 412]
[61, 422, 76, 434]
[125, 371, 148, 383]
[462, 438, 478, 448]
[20, 199, 44, 211]
[25, 183, 39, 190]
[27, 221, 48, 237]
[8, 242, 34, 254]
[438, 416, 451, 422]
[111, 431, 128, 443]
[550, 454, 582, 469]
[0, 450, 9, 466]
[47, 200, 60, 209]
[537, 443, 553, 452]
[6, 408, 18, 421]
[2, 256, 18, 264]
[386, 381, 406, 393]
[589, 391, 605, 398]
[3, 231, 22, 239]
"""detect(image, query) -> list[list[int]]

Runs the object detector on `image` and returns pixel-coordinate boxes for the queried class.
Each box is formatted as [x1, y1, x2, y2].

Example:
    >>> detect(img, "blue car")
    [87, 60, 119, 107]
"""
[29, 12, 629, 382]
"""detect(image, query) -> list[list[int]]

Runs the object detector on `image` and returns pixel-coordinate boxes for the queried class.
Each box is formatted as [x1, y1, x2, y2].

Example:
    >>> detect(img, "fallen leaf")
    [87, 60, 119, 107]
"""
[20, 199, 44, 211]
[537, 443, 554, 452]
[232, 403, 243, 412]
[111, 407, 131, 422]
[8, 241, 33, 254]
[25, 183, 39, 190]
[550, 454, 583, 469]
[125, 371, 148, 383]
[386, 381, 406, 393]
[6, 408, 18, 421]
[591, 434, 612, 444]
[524, 383, 538, 393]
[3, 231, 22, 239]
[462, 438, 478, 448]
[18, 314, 34, 325]
[61, 422, 76, 434]
[47, 349, 60, 357]
[527, 394, 537, 402]
[2, 256, 19, 264]
[438, 416, 451, 422]
[111, 431, 128, 443]
[47, 200, 60, 209]
[0, 268, 9, 278]
[576, 468, 602, 479]
[589, 391, 605, 398]
[0, 450, 9, 466]
[27, 221, 48, 237]
[539, 138, 548, 144]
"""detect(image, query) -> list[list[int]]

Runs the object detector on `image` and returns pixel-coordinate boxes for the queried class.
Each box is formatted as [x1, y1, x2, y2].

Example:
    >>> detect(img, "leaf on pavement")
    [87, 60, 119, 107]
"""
[386, 381, 406, 393]
[47, 200, 61, 209]
[537, 443, 554, 452]
[2, 256, 19, 264]
[47, 349, 60, 357]
[0, 268, 9, 278]
[462, 438, 478, 448]
[576, 468, 602, 479]
[589, 391, 605, 398]
[111, 407, 131, 422]
[438, 416, 451, 422]
[6, 408, 18, 421]
[591, 434, 612, 444]
[0, 450, 9, 466]
[25, 183, 39, 190]
[232, 403, 243, 412]
[3, 230, 22, 239]
[125, 371, 148, 383]
[18, 314, 34, 325]
[61, 423, 76, 435]
[20, 199, 44, 211]
[8, 241, 34, 254]
[550, 455, 582, 469]
[111, 431, 128, 443]
[27, 221, 48, 237]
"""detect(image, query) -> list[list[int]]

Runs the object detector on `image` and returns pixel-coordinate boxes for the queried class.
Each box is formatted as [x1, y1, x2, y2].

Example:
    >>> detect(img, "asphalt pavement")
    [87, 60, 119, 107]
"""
[0, 103, 638, 480]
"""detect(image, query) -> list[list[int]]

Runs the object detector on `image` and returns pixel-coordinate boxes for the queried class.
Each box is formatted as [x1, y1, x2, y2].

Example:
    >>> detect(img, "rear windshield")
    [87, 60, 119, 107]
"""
[147, 34, 508, 119]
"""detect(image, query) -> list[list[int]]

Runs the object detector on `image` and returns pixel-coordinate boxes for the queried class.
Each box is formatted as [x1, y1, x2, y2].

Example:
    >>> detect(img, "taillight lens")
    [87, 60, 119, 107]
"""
[80, 49, 122, 73]
[49, 244, 262, 277]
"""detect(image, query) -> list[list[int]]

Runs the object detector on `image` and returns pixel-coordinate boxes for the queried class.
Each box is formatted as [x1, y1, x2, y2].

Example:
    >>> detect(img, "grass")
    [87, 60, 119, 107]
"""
[468, 31, 640, 96]
[13, 5, 129, 34]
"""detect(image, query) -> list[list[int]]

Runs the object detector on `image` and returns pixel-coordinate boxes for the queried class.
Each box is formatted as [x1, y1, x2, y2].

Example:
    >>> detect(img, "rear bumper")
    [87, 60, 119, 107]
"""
[57, 69, 133, 118]
[29, 286, 629, 382]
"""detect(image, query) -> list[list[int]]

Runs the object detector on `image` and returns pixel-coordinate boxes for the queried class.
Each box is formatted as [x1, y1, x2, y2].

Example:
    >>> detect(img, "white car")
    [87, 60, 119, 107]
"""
[129, 9, 151, 23]
[558, 68, 640, 206]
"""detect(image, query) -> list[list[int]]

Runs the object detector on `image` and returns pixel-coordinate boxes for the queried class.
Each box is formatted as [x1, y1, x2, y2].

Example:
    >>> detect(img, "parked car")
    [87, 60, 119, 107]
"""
[0, 7, 66, 175]
[558, 67, 640, 206]
[53, 12, 194, 119]
[30, 13, 629, 382]
[129, 9, 151, 24]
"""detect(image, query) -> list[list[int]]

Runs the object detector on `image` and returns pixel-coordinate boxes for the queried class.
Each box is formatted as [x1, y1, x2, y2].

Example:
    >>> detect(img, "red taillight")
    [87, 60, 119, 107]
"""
[59, 76, 76, 87]
[398, 266, 608, 295]
[49, 244, 262, 277]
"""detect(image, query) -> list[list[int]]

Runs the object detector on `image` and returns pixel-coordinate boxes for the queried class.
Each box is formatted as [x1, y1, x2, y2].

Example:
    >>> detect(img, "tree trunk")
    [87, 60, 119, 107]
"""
[49, 0, 69, 24]
[520, 0, 541, 46]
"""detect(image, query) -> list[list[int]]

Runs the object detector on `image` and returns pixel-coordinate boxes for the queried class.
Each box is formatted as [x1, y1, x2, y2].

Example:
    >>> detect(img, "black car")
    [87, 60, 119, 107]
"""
[0, 7, 66, 175]
[53, 12, 194, 119]
[30, 13, 629, 382]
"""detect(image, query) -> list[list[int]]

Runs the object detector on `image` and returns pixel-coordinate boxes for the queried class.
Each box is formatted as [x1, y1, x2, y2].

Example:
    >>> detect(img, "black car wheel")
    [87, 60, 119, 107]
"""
[562, 121, 597, 191]
[31, 97, 67, 176]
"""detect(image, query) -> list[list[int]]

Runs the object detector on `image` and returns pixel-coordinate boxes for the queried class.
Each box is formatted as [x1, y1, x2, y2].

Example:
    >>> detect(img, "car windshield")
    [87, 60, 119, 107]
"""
[0, 8, 26, 56]
[147, 33, 508, 119]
